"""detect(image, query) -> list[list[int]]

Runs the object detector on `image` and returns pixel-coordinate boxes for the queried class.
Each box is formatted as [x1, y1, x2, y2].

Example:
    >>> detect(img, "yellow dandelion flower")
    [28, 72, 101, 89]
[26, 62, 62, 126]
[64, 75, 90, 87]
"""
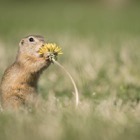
[38, 43, 63, 55]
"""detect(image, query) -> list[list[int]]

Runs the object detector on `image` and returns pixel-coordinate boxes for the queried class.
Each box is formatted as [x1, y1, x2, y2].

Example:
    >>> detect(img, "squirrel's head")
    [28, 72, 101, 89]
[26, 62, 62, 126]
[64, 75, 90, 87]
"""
[19, 35, 45, 57]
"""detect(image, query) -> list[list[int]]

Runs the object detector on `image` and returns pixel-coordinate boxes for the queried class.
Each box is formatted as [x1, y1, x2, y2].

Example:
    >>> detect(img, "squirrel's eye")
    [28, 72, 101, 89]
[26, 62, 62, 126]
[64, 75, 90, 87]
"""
[29, 37, 34, 42]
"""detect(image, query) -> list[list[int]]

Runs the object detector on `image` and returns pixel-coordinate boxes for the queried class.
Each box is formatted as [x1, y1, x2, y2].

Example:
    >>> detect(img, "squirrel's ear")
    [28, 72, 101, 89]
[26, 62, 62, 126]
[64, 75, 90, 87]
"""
[19, 39, 24, 46]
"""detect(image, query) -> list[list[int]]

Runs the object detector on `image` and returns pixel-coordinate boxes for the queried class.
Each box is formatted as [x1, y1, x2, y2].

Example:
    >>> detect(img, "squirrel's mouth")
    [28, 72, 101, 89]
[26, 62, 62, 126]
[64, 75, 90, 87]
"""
[36, 43, 45, 52]
[35, 43, 46, 57]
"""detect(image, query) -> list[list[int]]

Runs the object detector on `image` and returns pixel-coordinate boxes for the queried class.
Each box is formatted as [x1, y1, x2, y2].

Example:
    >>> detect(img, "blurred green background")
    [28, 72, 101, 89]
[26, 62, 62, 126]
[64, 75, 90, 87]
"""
[0, 0, 140, 140]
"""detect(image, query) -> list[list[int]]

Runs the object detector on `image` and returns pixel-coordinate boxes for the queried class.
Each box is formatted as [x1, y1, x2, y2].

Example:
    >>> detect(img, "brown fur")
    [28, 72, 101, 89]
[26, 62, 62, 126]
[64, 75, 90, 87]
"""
[0, 35, 50, 110]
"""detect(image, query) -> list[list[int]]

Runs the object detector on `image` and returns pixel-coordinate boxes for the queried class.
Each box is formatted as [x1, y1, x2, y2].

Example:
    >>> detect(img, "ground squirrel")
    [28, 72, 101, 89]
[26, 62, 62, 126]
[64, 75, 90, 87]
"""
[0, 35, 51, 110]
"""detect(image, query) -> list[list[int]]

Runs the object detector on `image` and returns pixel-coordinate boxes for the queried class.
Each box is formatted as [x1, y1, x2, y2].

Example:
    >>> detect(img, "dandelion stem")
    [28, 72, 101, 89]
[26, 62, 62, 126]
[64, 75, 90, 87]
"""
[52, 58, 79, 107]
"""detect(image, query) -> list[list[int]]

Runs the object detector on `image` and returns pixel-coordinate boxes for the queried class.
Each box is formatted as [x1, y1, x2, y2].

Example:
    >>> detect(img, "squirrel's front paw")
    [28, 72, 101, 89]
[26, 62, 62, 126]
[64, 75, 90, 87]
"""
[43, 53, 50, 61]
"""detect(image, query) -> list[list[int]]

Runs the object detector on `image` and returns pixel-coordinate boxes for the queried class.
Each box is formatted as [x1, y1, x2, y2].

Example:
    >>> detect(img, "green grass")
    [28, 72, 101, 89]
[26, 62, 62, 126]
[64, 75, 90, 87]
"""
[0, 1, 140, 140]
